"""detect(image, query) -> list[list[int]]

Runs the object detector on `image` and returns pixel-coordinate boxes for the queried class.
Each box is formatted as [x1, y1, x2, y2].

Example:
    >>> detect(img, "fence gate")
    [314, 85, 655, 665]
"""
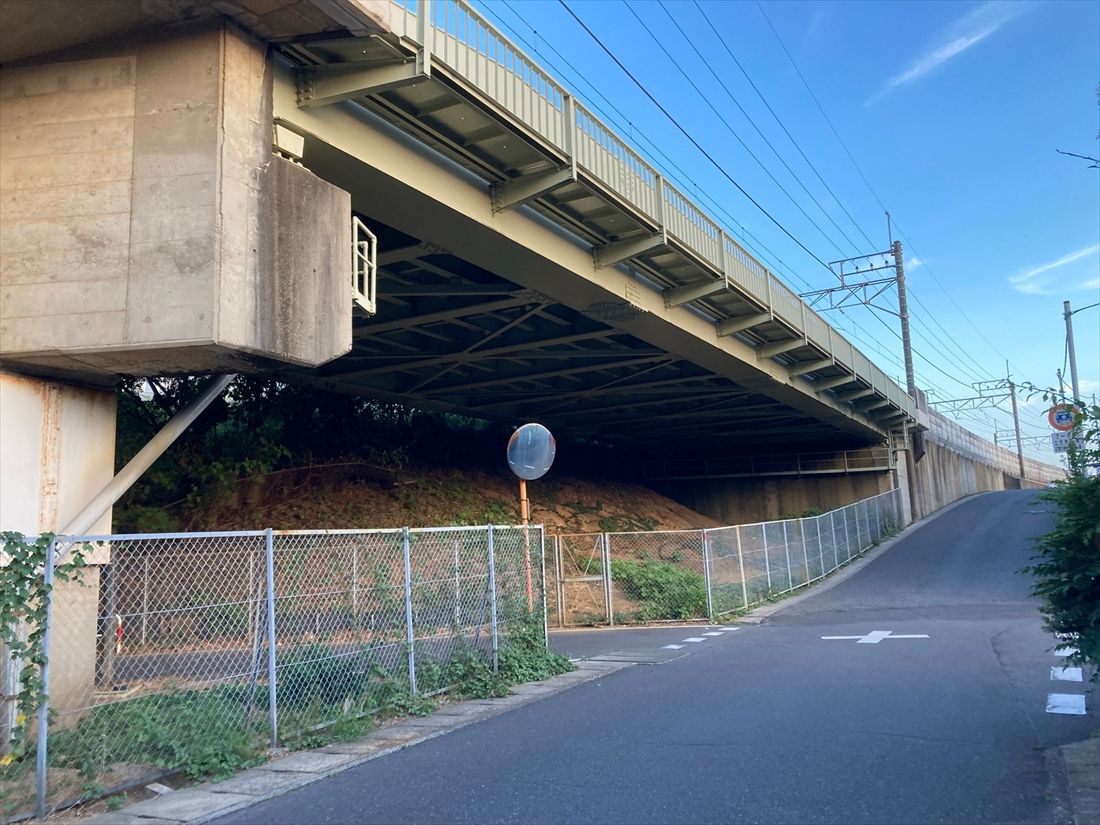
[552, 534, 611, 626]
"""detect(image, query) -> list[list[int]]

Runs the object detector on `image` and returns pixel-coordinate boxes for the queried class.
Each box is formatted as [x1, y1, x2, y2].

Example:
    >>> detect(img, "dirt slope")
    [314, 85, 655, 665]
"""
[188, 462, 718, 534]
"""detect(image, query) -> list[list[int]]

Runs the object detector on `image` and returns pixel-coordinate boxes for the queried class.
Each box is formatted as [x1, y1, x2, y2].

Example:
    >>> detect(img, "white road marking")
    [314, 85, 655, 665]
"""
[682, 637, 706, 643]
[1051, 667, 1083, 682]
[702, 632, 724, 636]
[1053, 646, 1078, 658]
[821, 630, 930, 644]
[1046, 694, 1087, 715]
[721, 626, 741, 631]
[662, 644, 684, 650]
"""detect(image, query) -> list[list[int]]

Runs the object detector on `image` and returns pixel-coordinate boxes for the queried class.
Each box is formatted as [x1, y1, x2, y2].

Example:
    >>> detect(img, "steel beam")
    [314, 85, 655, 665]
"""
[593, 232, 667, 268]
[492, 167, 576, 213]
[716, 312, 771, 337]
[297, 61, 426, 107]
[757, 339, 806, 359]
[814, 374, 860, 392]
[788, 358, 834, 378]
[837, 387, 875, 403]
[664, 279, 726, 308]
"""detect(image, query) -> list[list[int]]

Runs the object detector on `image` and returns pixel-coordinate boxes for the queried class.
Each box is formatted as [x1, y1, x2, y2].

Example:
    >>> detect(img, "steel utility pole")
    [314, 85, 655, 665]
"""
[893, 240, 915, 397]
[1007, 364, 1025, 480]
[799, 232, 917, 399]
[1064, 300, 1081, 403]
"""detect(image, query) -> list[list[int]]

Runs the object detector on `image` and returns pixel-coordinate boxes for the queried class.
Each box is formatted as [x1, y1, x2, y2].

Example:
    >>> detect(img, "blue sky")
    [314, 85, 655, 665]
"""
[476, 0, 1100, 462]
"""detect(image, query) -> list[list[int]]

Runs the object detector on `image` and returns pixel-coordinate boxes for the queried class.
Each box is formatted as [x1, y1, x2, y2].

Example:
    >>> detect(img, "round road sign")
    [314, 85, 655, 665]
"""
[1048, 404, 1078, 432]
[506, 423, 556, 480]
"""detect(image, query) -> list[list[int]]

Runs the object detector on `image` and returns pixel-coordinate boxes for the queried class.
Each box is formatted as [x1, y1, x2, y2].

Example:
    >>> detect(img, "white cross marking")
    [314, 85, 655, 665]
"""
[820, 630, 930, 644]
[662, 644, 684, 650]
[1046, 693, 1086, 715]
[702, 632, 724, 636]
[682, 637, 706, 643]
[1051, 667, 1083, 682]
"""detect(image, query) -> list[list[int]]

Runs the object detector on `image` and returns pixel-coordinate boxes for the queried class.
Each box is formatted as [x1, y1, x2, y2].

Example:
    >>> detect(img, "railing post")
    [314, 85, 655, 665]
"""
[701, 530, 714, 620]
[403, 527, 418, 693]
[264, 529, 278, 748]
[35, 538, 57, 821]
[486, 525, 499, 673]
[735, 526, 748, 610]
[417, 0, 433, 73]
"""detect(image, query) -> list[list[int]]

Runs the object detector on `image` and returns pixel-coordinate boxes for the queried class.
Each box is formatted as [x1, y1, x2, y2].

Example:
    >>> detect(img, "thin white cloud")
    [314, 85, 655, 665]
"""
[1010, 244, 1100, 284]
[1013, 279, 1054, 295]
[907, 256, 924, 270]
[867, 2, 1027, 104]
[1077, 277, 1100, 290]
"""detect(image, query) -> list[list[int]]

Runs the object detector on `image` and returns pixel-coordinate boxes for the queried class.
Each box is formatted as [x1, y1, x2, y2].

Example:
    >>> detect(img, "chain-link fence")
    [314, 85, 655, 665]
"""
[550, 490, 903, 626]
[1, 524, 544, 821]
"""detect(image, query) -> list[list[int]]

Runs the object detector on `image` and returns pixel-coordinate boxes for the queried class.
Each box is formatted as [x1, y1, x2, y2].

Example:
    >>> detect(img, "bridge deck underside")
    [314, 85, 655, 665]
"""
[280, 222, 868, 457]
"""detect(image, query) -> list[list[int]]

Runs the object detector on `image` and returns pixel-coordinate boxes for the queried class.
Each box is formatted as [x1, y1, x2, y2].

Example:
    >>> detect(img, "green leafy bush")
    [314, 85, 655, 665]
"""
[609, 559, 707, 620]
[1026, 402, 1100, 675]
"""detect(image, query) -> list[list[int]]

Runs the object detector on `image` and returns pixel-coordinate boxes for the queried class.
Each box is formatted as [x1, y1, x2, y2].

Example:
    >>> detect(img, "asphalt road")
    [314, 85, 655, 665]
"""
[211, 491, 1098, 825]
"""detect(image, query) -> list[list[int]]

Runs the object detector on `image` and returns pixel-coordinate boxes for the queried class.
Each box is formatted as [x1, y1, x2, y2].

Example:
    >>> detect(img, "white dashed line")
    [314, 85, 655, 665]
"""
[1051, 666, 1083, 682]
[662, 644, 684, 650]
[1046, 694, 1087, 715]
[682, 637, 706, 643]
[702, 632, 724, 637]
[1053, 646, 1078, 658]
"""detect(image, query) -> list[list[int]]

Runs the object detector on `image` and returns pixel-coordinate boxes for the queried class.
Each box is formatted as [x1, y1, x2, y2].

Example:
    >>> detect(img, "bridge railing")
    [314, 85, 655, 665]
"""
[385, 0, 916, 422]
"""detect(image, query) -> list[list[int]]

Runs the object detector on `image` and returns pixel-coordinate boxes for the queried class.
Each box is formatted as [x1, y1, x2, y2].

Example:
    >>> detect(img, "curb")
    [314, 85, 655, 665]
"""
[73, 659, 633, 825]
[1059, 736, 1100, 825]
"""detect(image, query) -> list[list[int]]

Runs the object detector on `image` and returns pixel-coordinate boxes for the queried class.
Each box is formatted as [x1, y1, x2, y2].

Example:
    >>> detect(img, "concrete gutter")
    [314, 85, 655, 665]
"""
[75, 659, 633, 825]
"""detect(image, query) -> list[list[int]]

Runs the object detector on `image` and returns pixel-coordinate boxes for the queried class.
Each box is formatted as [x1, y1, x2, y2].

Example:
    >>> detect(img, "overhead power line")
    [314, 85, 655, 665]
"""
[558, 0, 834, 272]
[754, 1, 1016, 375]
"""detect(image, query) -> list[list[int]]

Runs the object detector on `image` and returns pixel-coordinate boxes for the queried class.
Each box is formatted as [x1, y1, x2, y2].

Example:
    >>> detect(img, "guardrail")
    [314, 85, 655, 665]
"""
[384, 0, 916, 422]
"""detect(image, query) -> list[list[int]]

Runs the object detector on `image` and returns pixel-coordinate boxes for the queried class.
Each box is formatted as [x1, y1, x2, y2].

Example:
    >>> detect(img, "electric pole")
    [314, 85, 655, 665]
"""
[893, 240, 916, 397]
[1008, 363, 1025, 480]
[1064, 300, 1081, 403]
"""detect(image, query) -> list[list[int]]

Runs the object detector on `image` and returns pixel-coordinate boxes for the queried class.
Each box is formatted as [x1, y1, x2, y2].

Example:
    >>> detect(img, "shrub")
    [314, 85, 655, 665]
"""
[609, 559, 707, 620]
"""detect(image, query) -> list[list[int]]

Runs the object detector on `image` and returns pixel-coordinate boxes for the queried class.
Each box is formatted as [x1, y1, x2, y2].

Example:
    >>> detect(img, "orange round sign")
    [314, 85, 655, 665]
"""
[1048, 404, 1078, 432]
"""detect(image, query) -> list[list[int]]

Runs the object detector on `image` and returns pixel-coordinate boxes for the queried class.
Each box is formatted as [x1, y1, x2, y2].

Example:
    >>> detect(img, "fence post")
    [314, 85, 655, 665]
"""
[540, 529, 549, 647]
[842, 508, 852, 562]
[603, 533, 614, 626]
[849, 503, 858, 556]
[735, 526, 749, 609]
[815, 516, 825, 578]
[264, 529, 278, 748]
[35, 538, 57, 820]
[761, 525, 772, 590]
[701, 530, 713, 620]
[141, 555, 150, 647]
[554, 536, 564, 628]
[452, 539, 460, 629]
[781, 521, 793, 591]
[799, 519, 811, 585]
[402, 527, 417, 693]
[352, 544, 359, 617]
[486, 525, 499, 673]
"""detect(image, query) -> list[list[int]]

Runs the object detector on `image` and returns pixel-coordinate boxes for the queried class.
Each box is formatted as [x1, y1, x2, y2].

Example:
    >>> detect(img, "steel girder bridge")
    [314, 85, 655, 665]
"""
[268, 0, 916, 465]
